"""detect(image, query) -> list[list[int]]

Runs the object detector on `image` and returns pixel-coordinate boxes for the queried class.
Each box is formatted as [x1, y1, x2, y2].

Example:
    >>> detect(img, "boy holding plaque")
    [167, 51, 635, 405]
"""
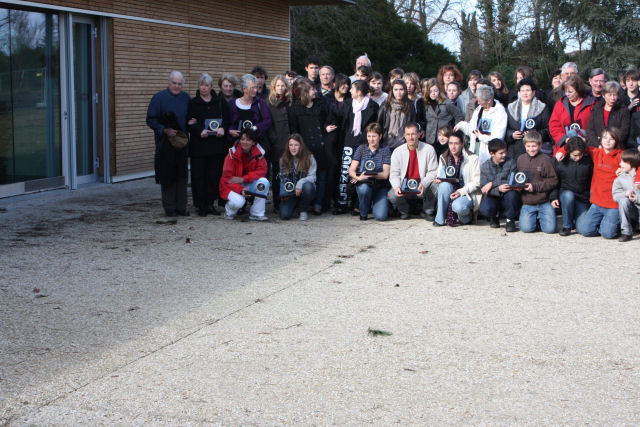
[516, 131, 559, 233]
[220, 128, 270, 221]
[479, 139, 520, 232]
[387, 122, 438, 220]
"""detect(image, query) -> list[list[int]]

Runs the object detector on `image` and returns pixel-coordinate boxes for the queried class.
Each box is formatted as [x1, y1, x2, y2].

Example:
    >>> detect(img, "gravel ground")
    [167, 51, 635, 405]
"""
[1, 178, 639, 425]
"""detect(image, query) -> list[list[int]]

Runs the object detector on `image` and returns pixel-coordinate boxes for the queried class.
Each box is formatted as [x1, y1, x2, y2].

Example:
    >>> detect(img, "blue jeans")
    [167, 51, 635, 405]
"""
[355, 183, 389, 220]
[435, 182, 474, 225]
[279, 181, 316, 220]
[576, 203, 620, 239]
[313, 170, 327, 211]
[559, 190, 589, 229]
[478, 190, 521, 219]
[519, 202, 557, 233]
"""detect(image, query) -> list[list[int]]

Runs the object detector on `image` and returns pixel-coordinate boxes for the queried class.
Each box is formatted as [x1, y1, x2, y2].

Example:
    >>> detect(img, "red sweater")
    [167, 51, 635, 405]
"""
[558, 145, 621, 208]
[219, 142, 267, 199]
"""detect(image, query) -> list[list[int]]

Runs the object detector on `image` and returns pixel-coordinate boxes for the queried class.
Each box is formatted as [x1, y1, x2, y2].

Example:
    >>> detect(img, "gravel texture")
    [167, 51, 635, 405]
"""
[1, 178, 639, 425]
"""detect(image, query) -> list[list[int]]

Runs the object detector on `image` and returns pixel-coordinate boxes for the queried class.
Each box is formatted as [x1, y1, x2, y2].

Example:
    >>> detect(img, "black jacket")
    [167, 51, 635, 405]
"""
[267, 98, 291, 161]
[550, 156, 593, 204]
[340, 99, 379, 148]
[288, 97, 336, 170]
[586, 100, 630, 148]
[505, 98, 552, 158]
[187, 92, 230, 157]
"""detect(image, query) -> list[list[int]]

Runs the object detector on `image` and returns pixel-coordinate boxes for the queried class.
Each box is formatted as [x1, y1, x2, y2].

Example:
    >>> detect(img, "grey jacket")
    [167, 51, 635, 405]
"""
[612, 173, 640, 205]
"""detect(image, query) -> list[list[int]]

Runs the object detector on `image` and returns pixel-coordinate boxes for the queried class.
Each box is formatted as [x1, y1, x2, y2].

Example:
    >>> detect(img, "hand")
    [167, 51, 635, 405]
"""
[229, 176, 243, 184]
[615, 167, 623, 176]
[450, 191, 461, 200]
[163, 128, 177, 137]
[229, 129, 240, 138]
[630, 192, 638, 202]
[551, 199, 560, 208]
[524, 183, 534, 192]
[326, 124, 337, 133]
[419, 131, 425, 139]
[453, 123, 461, 132]
[512, 131, 523, 139]
[216, 128, 224, 137]
[555, 152, 565, 161]
[629, 98, 640, 110]
[187, 118, 197, 125]
[625, 189, 634, 198]
[635, 182, 640, 190]
[481, 182, 492, 195]
[295, 187, 302, 197]
[434, 178, 442, 185]
[241, 189, 247, 197]
[395, 187, 403, 197]
[417, 184, 424, 197]
[472, 130, 482, 138]
[200, 129, 209, 138]
[498, 183, 511, 193]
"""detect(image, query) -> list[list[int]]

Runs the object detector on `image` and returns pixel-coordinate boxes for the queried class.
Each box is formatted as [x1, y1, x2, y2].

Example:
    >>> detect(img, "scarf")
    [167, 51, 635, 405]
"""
[388, 101, 405, 138]
[445, 153, 463, 226]
[352, 95, 370, 136]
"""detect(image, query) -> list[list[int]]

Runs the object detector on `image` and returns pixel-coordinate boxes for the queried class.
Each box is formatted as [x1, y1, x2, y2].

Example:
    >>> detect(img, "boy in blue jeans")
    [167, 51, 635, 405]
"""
[516, 131, 559, 233]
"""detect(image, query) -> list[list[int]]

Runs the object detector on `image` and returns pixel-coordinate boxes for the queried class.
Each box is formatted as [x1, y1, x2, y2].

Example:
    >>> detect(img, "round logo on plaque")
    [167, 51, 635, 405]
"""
[569, 122, 581, 131]
[407, 179, 419, 190]
[514, 172, 527, 185]
[481, 120, 490, 131]
[208, 120, 220, 131]
[256, 182, 266, 192]
[445, 165, 456, 178]
[242, 120, 254, 130]
[364, 159, 376, 172]
[525, 118, 535, 130]
[283, 181, 295, 192]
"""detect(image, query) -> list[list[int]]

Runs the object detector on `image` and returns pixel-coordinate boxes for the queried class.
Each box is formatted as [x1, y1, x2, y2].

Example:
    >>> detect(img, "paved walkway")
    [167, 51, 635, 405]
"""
[1, 179, 639, 424]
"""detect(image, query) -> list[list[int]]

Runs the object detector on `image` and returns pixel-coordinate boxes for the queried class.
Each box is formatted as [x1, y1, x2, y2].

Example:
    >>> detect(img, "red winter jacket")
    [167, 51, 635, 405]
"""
[219, 141, 267, 199]
[558, 145, 621, 209]
[549, 95, 597, 153]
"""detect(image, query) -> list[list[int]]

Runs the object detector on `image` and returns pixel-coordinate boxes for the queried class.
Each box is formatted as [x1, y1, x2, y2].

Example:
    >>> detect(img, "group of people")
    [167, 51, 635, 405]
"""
[146, 56, 640, 242]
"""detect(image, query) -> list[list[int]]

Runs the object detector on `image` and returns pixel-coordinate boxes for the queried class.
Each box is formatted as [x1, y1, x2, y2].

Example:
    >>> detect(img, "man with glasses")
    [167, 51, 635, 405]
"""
[146, 70, 191, 216]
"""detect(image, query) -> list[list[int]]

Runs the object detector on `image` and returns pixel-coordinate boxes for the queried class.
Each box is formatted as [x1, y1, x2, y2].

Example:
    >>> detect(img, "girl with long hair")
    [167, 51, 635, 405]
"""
[278, 134, 317, 220]
[377, 79, 415, 151]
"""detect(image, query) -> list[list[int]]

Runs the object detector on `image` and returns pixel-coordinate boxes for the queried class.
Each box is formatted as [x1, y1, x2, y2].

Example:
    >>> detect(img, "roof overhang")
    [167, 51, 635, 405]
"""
[289, 0, 355, 5]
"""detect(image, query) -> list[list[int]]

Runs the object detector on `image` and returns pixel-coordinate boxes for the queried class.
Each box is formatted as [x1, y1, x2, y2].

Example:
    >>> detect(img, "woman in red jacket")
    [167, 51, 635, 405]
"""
[220, 128, 269, 221]
[549, 76, 597, 153]
[556, 127, 624, 238]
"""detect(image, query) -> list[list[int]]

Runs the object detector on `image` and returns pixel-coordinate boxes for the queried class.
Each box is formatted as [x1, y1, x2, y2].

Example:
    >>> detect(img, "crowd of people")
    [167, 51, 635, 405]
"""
[146, 56, 640, 242]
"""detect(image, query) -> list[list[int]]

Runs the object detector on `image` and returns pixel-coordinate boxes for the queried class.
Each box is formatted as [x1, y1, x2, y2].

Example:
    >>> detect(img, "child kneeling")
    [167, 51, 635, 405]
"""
[220, 128, 270, 221]
[279, 134, 317, 220]
[612, 149, 640, 242]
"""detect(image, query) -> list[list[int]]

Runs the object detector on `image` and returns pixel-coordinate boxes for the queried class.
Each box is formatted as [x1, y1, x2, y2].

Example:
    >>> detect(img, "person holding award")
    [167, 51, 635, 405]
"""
[228, 74, 272, 155]
[453, 85, 507, 164]
[219, 128, 269, 221]
[585, 81, 630, 148]
[387, 122, 438, 220]
[348, 123, 391, 221]
[432, 130, 481, 226]
[548, 76, 596, 154]
[278, 134, 317, 221]
[505, 78, 552, 159]
[187, 73, 230, 217]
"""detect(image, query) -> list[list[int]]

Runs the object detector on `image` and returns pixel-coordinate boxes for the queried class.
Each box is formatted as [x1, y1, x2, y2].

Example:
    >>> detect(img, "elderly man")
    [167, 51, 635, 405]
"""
[319, 65, 335, 97]
[349, 54, 371, 83]
[387, 122, 438, 220]
[146, 70, 191, 217]
[588, 68, 607, 100]
[550, 62, 579, 106]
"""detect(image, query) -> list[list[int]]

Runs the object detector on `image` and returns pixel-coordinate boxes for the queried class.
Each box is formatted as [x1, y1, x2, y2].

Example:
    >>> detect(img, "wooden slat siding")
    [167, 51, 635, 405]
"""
[112, 17, 290, 176]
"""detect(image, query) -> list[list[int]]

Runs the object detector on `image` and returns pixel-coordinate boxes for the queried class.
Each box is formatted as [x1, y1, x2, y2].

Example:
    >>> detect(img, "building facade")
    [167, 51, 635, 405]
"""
[0, 0, 350, 197]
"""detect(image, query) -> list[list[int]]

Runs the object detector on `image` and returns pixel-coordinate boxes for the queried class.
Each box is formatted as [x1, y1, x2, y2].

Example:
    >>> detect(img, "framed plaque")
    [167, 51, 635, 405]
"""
[521, 118, 536, 132]
[508, 170, 530, 188]
[205, 118, 222, 134]
[400, 177, 420, 194]
[238, 120, 254, 131]
[439, 165, 460, 184]
[478, 118, 492, 134]
[279, 179, 296, 197]
[245, 181, 269, 198]
[363, 159, 381, 175]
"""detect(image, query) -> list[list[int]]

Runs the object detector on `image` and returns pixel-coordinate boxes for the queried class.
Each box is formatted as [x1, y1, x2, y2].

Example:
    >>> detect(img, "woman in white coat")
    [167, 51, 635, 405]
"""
[454, 85, 507, 164]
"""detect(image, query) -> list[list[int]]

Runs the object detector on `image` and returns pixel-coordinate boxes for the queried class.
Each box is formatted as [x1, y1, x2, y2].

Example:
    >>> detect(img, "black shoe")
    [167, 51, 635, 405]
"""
[165, 210, 177, 217]
[432, 220, 443, 227]
[206, 205, 220, 216]
[490, 217, 500, 228]
[559, 227, 571, 236]
[351, 209, 360, 216]
[312, 208, 322, 216]
[424, 212, 435, 222]
[176, 210, 190, 216]
[197, 208, 207, 217]
[400, 213, 410, 220]
[360, 215, 368, 221]
[332, 207, 347, 215]
[619, 233, 632, 242]
[505, 219, 516, 233]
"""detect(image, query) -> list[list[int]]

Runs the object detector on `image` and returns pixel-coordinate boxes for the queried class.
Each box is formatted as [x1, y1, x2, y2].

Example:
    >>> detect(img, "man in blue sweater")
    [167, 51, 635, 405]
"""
[146, 71, 191, 216]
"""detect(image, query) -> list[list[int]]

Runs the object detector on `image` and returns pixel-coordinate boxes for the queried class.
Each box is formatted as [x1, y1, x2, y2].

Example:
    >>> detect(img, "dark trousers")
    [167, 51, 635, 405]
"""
[190, 154, 225, 209]
[271, 159, 281, 210]
[478, 190, 521, 219]
[161, 175, 188, 213]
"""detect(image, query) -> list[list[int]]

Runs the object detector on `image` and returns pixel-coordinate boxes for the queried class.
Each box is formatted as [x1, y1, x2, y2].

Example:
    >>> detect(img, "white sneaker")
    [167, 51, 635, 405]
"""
[223, 213, 235, 220]
[299, 211, 308, 221]
[249, 215, 269, 221]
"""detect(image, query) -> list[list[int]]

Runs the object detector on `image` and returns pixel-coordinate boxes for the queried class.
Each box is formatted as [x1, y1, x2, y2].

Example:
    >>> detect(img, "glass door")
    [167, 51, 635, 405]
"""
[72, 18, 96, 183]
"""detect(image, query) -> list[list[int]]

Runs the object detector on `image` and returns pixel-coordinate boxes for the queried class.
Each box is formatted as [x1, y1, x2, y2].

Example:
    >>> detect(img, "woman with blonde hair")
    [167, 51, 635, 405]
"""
[266, 75, 292, 212]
